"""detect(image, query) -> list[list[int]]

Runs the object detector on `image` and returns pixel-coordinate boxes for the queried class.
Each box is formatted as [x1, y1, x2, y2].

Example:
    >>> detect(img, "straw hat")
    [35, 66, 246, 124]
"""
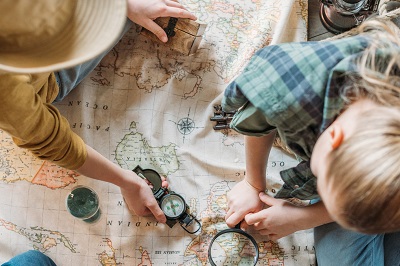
[0, 0, 127, 73]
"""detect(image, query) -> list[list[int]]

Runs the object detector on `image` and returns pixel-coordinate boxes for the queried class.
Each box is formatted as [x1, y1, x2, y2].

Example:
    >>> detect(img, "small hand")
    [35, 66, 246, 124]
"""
[245, 192, 303, 241]
[121, 171, 168, 223]
[225, 180, 264, 228]
[127, 0, 197, 42]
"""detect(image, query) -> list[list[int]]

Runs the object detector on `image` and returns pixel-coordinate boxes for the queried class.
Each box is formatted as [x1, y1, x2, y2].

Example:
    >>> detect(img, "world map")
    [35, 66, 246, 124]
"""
[0, 0, 315, 265]
[0, 130, 79, 189]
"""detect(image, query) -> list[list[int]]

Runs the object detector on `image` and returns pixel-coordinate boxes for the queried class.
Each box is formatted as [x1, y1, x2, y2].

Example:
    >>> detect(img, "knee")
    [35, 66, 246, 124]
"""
[23, 250, 49, 260]
[4, 250, 56, 266]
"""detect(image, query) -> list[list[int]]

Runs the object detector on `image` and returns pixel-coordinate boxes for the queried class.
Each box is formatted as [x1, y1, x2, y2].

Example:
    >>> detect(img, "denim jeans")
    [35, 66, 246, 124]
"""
[1, 250, 56, 266]
[54, 19, 134, 102]
[314, 222, 400, 266]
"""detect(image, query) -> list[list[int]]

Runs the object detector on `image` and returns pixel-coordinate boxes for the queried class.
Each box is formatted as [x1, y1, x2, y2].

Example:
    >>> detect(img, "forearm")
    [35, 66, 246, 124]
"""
[244, 130, 276, 190]
[77, 145, 168, 222]
[293, 201, 334, 230]
[76, 145, 134, 188]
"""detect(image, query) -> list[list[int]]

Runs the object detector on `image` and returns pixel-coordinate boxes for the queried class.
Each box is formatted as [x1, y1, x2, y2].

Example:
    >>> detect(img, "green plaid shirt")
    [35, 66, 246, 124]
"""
[222, 36, 370, 200]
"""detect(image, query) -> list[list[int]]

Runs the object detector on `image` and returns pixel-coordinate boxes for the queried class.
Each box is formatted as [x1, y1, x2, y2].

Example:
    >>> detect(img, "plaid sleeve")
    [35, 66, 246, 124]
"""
[229, 101, 276, 136]
[221, 80, 247, 112]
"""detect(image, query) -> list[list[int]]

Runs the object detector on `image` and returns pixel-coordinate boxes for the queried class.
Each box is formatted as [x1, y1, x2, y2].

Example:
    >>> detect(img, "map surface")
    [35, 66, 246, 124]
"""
[0, 0, 316, 265]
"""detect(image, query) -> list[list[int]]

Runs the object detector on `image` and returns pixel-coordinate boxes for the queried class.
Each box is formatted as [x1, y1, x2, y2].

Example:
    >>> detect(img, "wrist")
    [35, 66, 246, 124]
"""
[114, 168, 141, 188]
[244, 179, 265, 192]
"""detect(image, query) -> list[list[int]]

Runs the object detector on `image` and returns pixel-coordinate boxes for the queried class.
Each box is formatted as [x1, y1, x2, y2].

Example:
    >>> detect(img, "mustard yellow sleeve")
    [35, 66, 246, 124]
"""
[0, 73, 87, 170]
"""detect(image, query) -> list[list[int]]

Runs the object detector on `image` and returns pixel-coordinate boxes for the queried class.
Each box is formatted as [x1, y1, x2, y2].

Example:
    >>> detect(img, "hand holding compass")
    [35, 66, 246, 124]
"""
[133, 165, 202, 234]
[132, 165, 258, 265]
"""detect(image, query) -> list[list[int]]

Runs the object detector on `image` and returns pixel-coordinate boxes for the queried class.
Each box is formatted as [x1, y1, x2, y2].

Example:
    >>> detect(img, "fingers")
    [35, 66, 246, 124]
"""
[161, 175, 168, 188]
[165, 1, 197, 20]
[125, 197, 166, 223]
[239, 220, 249, 231]
[165, 0, 185, 9]
[146, 176, 167, 222]
[160, 6, 197, 20]
[244, 211, 264, 226]
[258, 192, 280, 206]
[259, 230, 279, 241]
[258, 230, 279, 241]
[121, 174, 168, 223]
[143, 20, 168, 42]
[147, 200, 167, 223]
[225, 210, 244, 228]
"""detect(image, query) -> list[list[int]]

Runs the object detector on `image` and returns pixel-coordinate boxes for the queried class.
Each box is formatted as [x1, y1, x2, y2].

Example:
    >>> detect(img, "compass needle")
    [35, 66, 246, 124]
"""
[170, 202, 177, 215]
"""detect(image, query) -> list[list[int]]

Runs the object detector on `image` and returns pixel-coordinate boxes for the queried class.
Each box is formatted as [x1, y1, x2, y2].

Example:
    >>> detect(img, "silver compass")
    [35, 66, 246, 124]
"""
[160, 193, 186, 219]
[132, 165, 202, 234]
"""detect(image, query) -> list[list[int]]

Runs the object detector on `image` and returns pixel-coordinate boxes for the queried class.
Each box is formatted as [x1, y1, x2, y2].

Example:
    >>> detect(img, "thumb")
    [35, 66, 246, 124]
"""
[147, 200, 167, 223]
[145, 20, 168, 43]
[258, 192, 280, 206]
[152, 209, 167, 224]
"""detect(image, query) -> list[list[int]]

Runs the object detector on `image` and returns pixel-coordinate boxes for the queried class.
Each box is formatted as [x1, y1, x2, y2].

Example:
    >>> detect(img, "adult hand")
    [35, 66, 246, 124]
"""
[245, 192, 305, 241]
[120, 170, 169, 223]
[225, 180, 264, 228]
[127, 0, 197, 42]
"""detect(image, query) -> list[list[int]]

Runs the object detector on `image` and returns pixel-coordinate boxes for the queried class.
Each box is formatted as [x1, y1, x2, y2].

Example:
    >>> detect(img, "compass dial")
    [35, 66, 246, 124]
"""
[160, 194, 186, 219]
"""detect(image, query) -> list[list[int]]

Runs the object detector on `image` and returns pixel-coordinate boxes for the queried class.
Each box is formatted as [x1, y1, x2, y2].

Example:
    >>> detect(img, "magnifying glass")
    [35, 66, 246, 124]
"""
[208, 224, 259, 266]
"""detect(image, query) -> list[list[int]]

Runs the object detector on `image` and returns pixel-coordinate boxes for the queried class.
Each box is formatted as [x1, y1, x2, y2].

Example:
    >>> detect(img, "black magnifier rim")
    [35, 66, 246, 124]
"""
[208, 227, 259, 266]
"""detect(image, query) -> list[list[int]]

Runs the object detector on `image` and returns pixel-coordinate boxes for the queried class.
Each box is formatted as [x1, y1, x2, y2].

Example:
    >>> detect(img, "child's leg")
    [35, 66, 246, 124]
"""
[314, 222, 384, 266]
[53, 19, 135, 102]
[1, 250, 56, 266]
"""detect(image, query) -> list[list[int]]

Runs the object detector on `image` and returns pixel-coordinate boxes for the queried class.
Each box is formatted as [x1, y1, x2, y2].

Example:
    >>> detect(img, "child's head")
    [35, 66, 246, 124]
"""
[319, 107, 400, 234]
[312, 19, 400, 234]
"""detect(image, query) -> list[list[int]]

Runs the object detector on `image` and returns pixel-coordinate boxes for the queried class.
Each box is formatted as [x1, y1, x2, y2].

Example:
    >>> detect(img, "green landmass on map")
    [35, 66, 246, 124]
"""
[114, 122, 180, 175]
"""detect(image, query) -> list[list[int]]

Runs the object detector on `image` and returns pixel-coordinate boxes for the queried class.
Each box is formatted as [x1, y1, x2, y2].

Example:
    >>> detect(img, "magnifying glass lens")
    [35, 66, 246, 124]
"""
[209, 231, 258, 266]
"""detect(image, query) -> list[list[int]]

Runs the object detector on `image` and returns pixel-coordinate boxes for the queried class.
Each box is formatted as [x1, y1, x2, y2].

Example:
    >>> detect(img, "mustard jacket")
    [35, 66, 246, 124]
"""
[0, 72, 86, 170]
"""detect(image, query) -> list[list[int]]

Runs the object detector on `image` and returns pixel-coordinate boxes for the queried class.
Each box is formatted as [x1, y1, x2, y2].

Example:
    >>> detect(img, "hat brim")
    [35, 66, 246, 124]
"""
[0, 0, 127, 73]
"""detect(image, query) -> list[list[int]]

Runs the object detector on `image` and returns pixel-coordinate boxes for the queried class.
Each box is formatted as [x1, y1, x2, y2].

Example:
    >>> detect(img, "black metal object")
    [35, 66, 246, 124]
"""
[319, 0, 380, 34]
[210, 105, 236, 130]
[132, 165, 201, 234]
[164, 17, 178, 37]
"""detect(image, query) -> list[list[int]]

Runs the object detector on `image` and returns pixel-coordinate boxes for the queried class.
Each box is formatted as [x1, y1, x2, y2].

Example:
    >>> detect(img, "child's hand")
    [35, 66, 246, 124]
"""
[225, 180, 264, 228]
[244, 192, 305, 241]
[121, 171, 168, 223]
[127, 0, 197, 42]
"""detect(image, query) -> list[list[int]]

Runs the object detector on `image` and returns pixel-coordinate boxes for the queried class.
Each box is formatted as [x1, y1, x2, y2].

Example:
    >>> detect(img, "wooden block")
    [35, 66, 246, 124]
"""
[141, 17, 207, 56]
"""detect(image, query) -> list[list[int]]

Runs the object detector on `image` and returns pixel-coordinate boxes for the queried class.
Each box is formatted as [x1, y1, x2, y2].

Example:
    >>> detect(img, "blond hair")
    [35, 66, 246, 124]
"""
[326, 19, 400, 234]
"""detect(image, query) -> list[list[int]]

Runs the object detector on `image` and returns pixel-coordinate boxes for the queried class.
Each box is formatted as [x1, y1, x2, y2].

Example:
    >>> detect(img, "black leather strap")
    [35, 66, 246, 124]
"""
[164, 17, 178, 37]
